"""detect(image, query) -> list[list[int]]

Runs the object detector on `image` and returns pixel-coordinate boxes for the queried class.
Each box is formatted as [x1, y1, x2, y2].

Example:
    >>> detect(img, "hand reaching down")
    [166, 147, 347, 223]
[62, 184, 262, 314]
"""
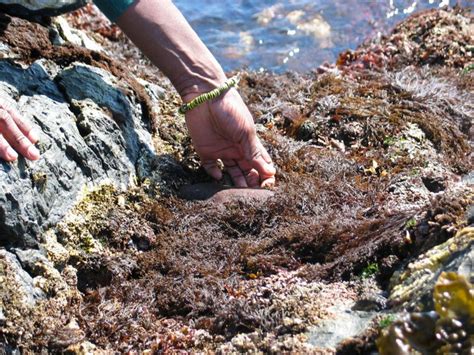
[184, 88, 276, 188]
[0, 97, 40, 162]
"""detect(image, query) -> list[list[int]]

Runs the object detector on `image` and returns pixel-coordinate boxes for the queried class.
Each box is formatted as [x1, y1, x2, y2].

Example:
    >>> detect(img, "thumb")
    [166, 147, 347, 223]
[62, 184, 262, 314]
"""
[245, 136, 276, 187]
[202, 159, 223, 181]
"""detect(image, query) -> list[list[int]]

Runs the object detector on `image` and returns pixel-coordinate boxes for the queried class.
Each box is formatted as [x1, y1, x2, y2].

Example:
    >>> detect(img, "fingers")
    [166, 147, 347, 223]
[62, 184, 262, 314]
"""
[247, 138, 276, 188]
[202, 159, 222, 181]
[5, 104, 39, 143]
[236, 159, 260, 188]
[0, 108, 40, 161]
[202, 158, 262, 189]
[204, 139, 275, 188]
[0, 134, 18, 161]
[223, 159, 247, 188]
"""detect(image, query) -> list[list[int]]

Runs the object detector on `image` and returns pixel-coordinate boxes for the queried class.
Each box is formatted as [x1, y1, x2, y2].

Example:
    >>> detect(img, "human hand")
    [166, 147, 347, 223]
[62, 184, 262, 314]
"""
[184, 88, 275, 188]
[0, 97, 40, 162]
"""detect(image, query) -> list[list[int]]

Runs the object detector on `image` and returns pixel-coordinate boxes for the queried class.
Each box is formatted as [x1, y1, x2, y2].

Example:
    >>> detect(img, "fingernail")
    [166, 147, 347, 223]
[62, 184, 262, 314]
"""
[6, 147, 18, 160]
[261, 178, 276, 189]
[27, 145, 40, 160]
[29, 129, 39, 143]
[266, 164, 277, 175]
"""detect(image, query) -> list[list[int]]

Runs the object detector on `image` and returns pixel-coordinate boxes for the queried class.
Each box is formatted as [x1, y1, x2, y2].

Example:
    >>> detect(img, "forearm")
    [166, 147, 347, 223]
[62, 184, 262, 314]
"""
[115, 0, 227, 99]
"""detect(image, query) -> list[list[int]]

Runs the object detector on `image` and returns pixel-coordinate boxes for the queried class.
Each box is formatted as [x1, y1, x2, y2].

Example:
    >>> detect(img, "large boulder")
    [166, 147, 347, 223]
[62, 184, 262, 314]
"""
[0, 54, 156, 248]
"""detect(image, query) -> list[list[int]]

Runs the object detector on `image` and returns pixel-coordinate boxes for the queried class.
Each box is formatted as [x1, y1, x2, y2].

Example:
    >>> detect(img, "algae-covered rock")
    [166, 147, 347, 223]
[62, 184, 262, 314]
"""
[0, 52, 156, 249]
[377, 271, 474, 354]
[0, 249, 46, 307]
[389, 227, 474, 310]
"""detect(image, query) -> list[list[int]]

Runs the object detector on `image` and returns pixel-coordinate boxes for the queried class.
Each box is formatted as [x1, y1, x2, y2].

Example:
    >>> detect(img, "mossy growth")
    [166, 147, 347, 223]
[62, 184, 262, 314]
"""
[54, 184, 123, 256]
[378, 314, 396, 329]
[361, 262, 380, 279]
[405, 218, 417, 229]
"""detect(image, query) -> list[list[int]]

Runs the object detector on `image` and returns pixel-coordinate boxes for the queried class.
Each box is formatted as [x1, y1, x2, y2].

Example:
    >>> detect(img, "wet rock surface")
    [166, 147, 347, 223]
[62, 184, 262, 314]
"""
[0, 5, 473, 354]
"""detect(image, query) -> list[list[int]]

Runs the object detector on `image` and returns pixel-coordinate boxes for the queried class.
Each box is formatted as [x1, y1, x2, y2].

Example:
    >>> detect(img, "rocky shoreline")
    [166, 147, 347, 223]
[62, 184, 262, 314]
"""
[0, 5, 472, 354]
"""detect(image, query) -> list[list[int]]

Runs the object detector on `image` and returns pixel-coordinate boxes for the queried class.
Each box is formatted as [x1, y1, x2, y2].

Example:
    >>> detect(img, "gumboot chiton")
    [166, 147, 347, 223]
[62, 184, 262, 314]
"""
[179, 183, 275, 205]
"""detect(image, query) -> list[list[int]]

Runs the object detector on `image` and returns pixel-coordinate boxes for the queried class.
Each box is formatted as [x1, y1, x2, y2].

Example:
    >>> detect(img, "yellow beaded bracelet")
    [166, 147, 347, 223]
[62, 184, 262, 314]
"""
[178, 75, 240, 114]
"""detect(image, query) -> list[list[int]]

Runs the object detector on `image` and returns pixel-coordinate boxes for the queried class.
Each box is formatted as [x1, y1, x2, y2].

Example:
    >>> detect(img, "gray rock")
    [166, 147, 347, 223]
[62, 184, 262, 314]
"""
[0, 0, 87, 17]
[307, 302, 377, 349]
[467, 205, 474, 225]
[0, 306, 5, 326]
[13, 248, 49, 277]
[352, 293, 388, 312]
[0, 59, 156, 248]
[0, 249, 45, 306]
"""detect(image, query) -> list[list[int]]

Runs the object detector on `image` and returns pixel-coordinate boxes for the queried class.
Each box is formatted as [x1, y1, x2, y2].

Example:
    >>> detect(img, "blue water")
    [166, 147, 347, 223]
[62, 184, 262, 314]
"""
[174, 0, 472, 73]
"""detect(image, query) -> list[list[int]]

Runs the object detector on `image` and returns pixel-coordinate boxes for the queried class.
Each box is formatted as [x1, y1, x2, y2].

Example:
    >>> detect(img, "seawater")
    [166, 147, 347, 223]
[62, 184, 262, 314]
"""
[174, 0, 472, 73]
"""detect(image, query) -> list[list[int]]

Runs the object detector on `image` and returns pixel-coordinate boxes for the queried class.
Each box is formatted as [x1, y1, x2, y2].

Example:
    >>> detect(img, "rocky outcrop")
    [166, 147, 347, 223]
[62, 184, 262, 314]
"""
[0, 59, 156, 248]
[0, 0, 86, 17]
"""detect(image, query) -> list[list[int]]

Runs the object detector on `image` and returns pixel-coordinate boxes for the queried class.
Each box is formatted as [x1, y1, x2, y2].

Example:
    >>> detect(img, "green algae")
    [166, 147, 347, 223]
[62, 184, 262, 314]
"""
[361, 262, 379, 279]
[54, 184, 120, 257]
[405, 218, 417, 229]
[378, 314, 396, 329]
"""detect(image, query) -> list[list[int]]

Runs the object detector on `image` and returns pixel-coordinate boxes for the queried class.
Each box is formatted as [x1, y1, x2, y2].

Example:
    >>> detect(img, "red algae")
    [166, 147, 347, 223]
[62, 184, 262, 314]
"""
[0, 6, 472, 354]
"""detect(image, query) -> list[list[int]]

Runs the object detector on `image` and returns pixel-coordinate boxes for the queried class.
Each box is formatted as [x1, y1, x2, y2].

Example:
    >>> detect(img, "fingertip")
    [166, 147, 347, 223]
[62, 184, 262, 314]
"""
[28, 129, 39, 144]
[246, 169, 260, 188]
[252, 156, 276, 178]
[234, 178, 248, 188]
[204, 165, 223, 181]
[6, 146, 18, 161]
[26, 145, 40, 161]
[261, 176, 276, 189]
[264, 162, 276, 176]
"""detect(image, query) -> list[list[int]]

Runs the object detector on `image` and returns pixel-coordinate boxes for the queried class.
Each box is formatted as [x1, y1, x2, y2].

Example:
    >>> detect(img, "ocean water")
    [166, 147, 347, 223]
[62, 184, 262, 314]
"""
[174, 0, 472, 73]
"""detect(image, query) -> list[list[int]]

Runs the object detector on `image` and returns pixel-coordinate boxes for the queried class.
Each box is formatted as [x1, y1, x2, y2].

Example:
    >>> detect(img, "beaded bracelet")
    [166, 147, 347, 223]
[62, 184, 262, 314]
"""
[178, 75, 240, 114]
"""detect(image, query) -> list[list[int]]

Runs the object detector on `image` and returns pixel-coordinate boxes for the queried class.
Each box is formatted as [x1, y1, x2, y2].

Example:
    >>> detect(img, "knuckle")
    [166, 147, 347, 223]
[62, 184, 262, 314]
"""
[251, 149, 262, 160]
[2, 100, 12, 111]
[244, 126, 256, 137]
[15, 134, 27, 145]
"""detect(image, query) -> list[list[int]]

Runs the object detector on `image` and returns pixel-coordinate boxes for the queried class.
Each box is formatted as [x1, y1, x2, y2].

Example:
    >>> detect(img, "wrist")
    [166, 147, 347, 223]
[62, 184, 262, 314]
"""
[172, 66, 227, 103]
[179, 75, 240, 114]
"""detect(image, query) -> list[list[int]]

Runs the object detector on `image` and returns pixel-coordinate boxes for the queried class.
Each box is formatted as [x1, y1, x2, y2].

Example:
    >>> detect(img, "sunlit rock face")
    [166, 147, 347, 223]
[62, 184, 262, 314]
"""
[0, 0, 86, 16]
[0, 14, 158, 248]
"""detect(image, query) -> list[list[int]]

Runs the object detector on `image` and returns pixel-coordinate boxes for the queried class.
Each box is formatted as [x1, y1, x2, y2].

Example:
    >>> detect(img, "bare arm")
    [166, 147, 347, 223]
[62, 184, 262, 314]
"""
[116, 0, 276, 187]
[117, 0, 226, 98]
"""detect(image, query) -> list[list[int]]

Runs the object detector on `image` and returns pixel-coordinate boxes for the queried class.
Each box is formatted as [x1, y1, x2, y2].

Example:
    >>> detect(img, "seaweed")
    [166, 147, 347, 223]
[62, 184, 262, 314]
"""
[0, 6, 472, 353]
[377, 272, 474, 354]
